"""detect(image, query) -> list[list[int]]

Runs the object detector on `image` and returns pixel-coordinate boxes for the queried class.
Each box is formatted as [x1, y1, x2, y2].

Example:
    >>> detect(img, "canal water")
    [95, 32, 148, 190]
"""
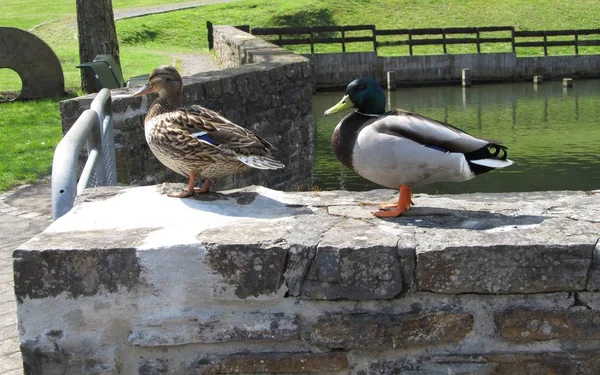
[312, 79, 600, 194]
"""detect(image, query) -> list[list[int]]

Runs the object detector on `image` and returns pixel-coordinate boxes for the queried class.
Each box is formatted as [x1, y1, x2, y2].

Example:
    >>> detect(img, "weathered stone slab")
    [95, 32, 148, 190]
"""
[494, 309, 600, 342]
[364, 352, 600, 375]
[13, 232, 144, 302]
[199, 213, 340, 299]
[301, 219, 405, 300]
[417, 244, 592, 294]
[138, 358, 167, 375]
[587, 240, 600, 291]
[311, 312, 473, 349]
[21, 330, 117, 375]
[129, 312, 298, 347]
[205, 243, 288, 299]
[206, 352, 349, 374]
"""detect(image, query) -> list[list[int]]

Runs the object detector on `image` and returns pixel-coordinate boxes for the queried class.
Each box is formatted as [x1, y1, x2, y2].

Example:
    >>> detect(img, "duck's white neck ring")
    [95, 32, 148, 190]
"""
[356, 111, 381, 117]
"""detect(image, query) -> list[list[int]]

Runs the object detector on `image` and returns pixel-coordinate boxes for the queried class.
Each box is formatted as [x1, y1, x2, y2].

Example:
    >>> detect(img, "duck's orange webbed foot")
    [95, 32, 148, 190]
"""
[373, 185, 413, 218]
[167, 172, 208, 198]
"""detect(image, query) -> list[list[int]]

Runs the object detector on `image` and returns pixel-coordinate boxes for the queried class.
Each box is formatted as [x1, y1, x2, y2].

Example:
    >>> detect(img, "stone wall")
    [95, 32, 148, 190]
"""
[14, 185, 600, 374]
[59, 26, 313, 191]
[308, 52, 600, 89]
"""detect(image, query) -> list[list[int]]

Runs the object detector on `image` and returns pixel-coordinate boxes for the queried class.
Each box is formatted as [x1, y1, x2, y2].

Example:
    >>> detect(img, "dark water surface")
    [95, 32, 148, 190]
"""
[312, 79, 600, 194]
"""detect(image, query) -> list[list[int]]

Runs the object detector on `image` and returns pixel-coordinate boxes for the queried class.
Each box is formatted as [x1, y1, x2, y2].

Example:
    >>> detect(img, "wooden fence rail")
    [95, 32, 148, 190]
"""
[375, 26, 514, 55]
[513, 29, 600, 56]
[251, 25, 376, 54]
[208, 21, 600, 56]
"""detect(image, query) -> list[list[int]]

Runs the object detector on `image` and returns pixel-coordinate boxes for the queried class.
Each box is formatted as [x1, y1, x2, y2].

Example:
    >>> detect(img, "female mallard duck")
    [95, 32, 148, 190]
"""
[133, 66, 284, 198]
[324, 77, 513, 218]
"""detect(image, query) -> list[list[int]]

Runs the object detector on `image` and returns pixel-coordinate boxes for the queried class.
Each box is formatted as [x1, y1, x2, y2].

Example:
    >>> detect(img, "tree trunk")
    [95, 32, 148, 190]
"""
[76, 0, 120, 93]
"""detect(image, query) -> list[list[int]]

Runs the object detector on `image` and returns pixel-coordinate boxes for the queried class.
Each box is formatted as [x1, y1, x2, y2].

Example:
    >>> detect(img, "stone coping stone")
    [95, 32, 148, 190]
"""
[14, 185, 600, 302]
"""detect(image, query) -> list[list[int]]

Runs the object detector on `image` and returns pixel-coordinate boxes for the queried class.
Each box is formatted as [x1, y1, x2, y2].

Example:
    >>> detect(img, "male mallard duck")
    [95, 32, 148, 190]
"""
[133, 66, 284, 198]
[324, 77, 513, 218]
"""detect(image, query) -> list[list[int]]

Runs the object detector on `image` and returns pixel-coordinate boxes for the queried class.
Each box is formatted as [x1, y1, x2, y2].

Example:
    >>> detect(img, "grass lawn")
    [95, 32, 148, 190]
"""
[1, 0, 600, 191]
[0, 98, 64, 191]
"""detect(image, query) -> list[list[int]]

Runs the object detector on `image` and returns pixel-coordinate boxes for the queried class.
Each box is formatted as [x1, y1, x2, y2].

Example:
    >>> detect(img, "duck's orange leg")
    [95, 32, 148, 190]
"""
[168, 172, 198, 198]
[373, 185, 413, 218]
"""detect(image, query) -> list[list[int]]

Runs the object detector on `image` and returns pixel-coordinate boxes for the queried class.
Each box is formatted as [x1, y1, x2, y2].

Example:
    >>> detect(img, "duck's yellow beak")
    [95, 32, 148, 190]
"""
[133, 82, 154, 97]
[324, 95, 354, 115]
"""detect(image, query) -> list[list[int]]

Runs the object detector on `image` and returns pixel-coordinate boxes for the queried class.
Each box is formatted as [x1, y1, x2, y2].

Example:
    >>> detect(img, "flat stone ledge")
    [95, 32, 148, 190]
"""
[15, 185, 600, 302]
[366, 351, 600, 375]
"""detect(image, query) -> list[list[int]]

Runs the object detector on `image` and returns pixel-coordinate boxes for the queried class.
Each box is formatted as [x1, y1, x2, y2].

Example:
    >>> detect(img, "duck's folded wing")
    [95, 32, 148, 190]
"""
[373, 109, 492, 153]
[172, 105, 275, 150]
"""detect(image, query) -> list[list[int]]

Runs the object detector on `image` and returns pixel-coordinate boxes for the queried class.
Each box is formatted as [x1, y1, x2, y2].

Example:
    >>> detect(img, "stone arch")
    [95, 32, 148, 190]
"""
[0, 27, 65, 99]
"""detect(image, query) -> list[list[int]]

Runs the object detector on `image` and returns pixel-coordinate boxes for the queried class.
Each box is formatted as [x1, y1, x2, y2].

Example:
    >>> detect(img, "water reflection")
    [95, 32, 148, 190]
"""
[313, 79, 600, 193]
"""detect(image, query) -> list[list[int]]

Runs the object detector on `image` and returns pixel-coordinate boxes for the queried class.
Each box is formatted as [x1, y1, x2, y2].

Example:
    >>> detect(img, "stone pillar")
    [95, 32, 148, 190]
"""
[461, 68, 471, 87]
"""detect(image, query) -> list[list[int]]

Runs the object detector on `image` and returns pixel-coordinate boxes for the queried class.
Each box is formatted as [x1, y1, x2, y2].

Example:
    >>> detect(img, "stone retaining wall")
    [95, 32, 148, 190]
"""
[59, 26, 313, 191]
[14, 185, 600, 374]
[308, 52, 600, 89]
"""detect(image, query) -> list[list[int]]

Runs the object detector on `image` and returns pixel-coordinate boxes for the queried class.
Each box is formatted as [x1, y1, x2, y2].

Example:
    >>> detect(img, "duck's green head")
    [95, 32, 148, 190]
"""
[324, 77, 386, 116]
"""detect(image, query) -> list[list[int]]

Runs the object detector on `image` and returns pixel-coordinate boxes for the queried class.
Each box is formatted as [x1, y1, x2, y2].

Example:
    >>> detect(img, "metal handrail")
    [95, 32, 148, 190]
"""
[52, 89, 116, 220]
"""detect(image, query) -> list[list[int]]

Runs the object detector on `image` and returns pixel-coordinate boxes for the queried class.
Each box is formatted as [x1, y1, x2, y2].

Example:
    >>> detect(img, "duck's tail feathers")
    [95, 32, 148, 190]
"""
[465, 144, 513, 175]
[470, 158, 514, 168]
[238, 155, 285, 170]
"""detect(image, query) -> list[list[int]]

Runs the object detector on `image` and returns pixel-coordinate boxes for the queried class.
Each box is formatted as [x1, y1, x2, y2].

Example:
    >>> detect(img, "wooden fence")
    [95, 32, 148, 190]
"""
[513, 29, 600, 56]
[207, 22, 600, 56]
[251, 25, 376, 54]
[376, 26, 513, 55]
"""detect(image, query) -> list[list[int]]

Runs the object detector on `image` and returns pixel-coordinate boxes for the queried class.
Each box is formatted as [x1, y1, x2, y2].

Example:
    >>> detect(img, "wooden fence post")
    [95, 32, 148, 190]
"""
[371, 25, 377, 52]
[442, 29, 447, 54]
[511, 26, 516, 53]
[207, 21, 213, 50]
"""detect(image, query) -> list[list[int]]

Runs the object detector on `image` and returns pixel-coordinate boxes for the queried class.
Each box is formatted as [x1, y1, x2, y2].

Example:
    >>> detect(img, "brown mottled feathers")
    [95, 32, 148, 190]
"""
[175, 105, 276, 151]
[136, 65, 283, 180]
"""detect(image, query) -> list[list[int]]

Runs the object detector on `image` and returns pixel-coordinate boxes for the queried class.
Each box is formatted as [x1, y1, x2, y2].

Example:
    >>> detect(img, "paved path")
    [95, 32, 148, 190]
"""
[113, 0, 237, 20]
[114, 0, 229, 77]
[0, 180, 52, 375]
[1, 0, 236, 372]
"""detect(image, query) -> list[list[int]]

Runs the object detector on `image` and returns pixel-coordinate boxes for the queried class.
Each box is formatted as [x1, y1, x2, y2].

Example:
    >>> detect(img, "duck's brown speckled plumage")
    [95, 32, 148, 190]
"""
[134, 66, 284, 195]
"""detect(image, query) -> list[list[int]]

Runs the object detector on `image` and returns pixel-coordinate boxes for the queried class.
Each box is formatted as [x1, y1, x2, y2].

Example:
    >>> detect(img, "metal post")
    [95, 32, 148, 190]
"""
[52, 110, 99, 220]
[91, 88, 117, 186]
[51, 89, 115, 220]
